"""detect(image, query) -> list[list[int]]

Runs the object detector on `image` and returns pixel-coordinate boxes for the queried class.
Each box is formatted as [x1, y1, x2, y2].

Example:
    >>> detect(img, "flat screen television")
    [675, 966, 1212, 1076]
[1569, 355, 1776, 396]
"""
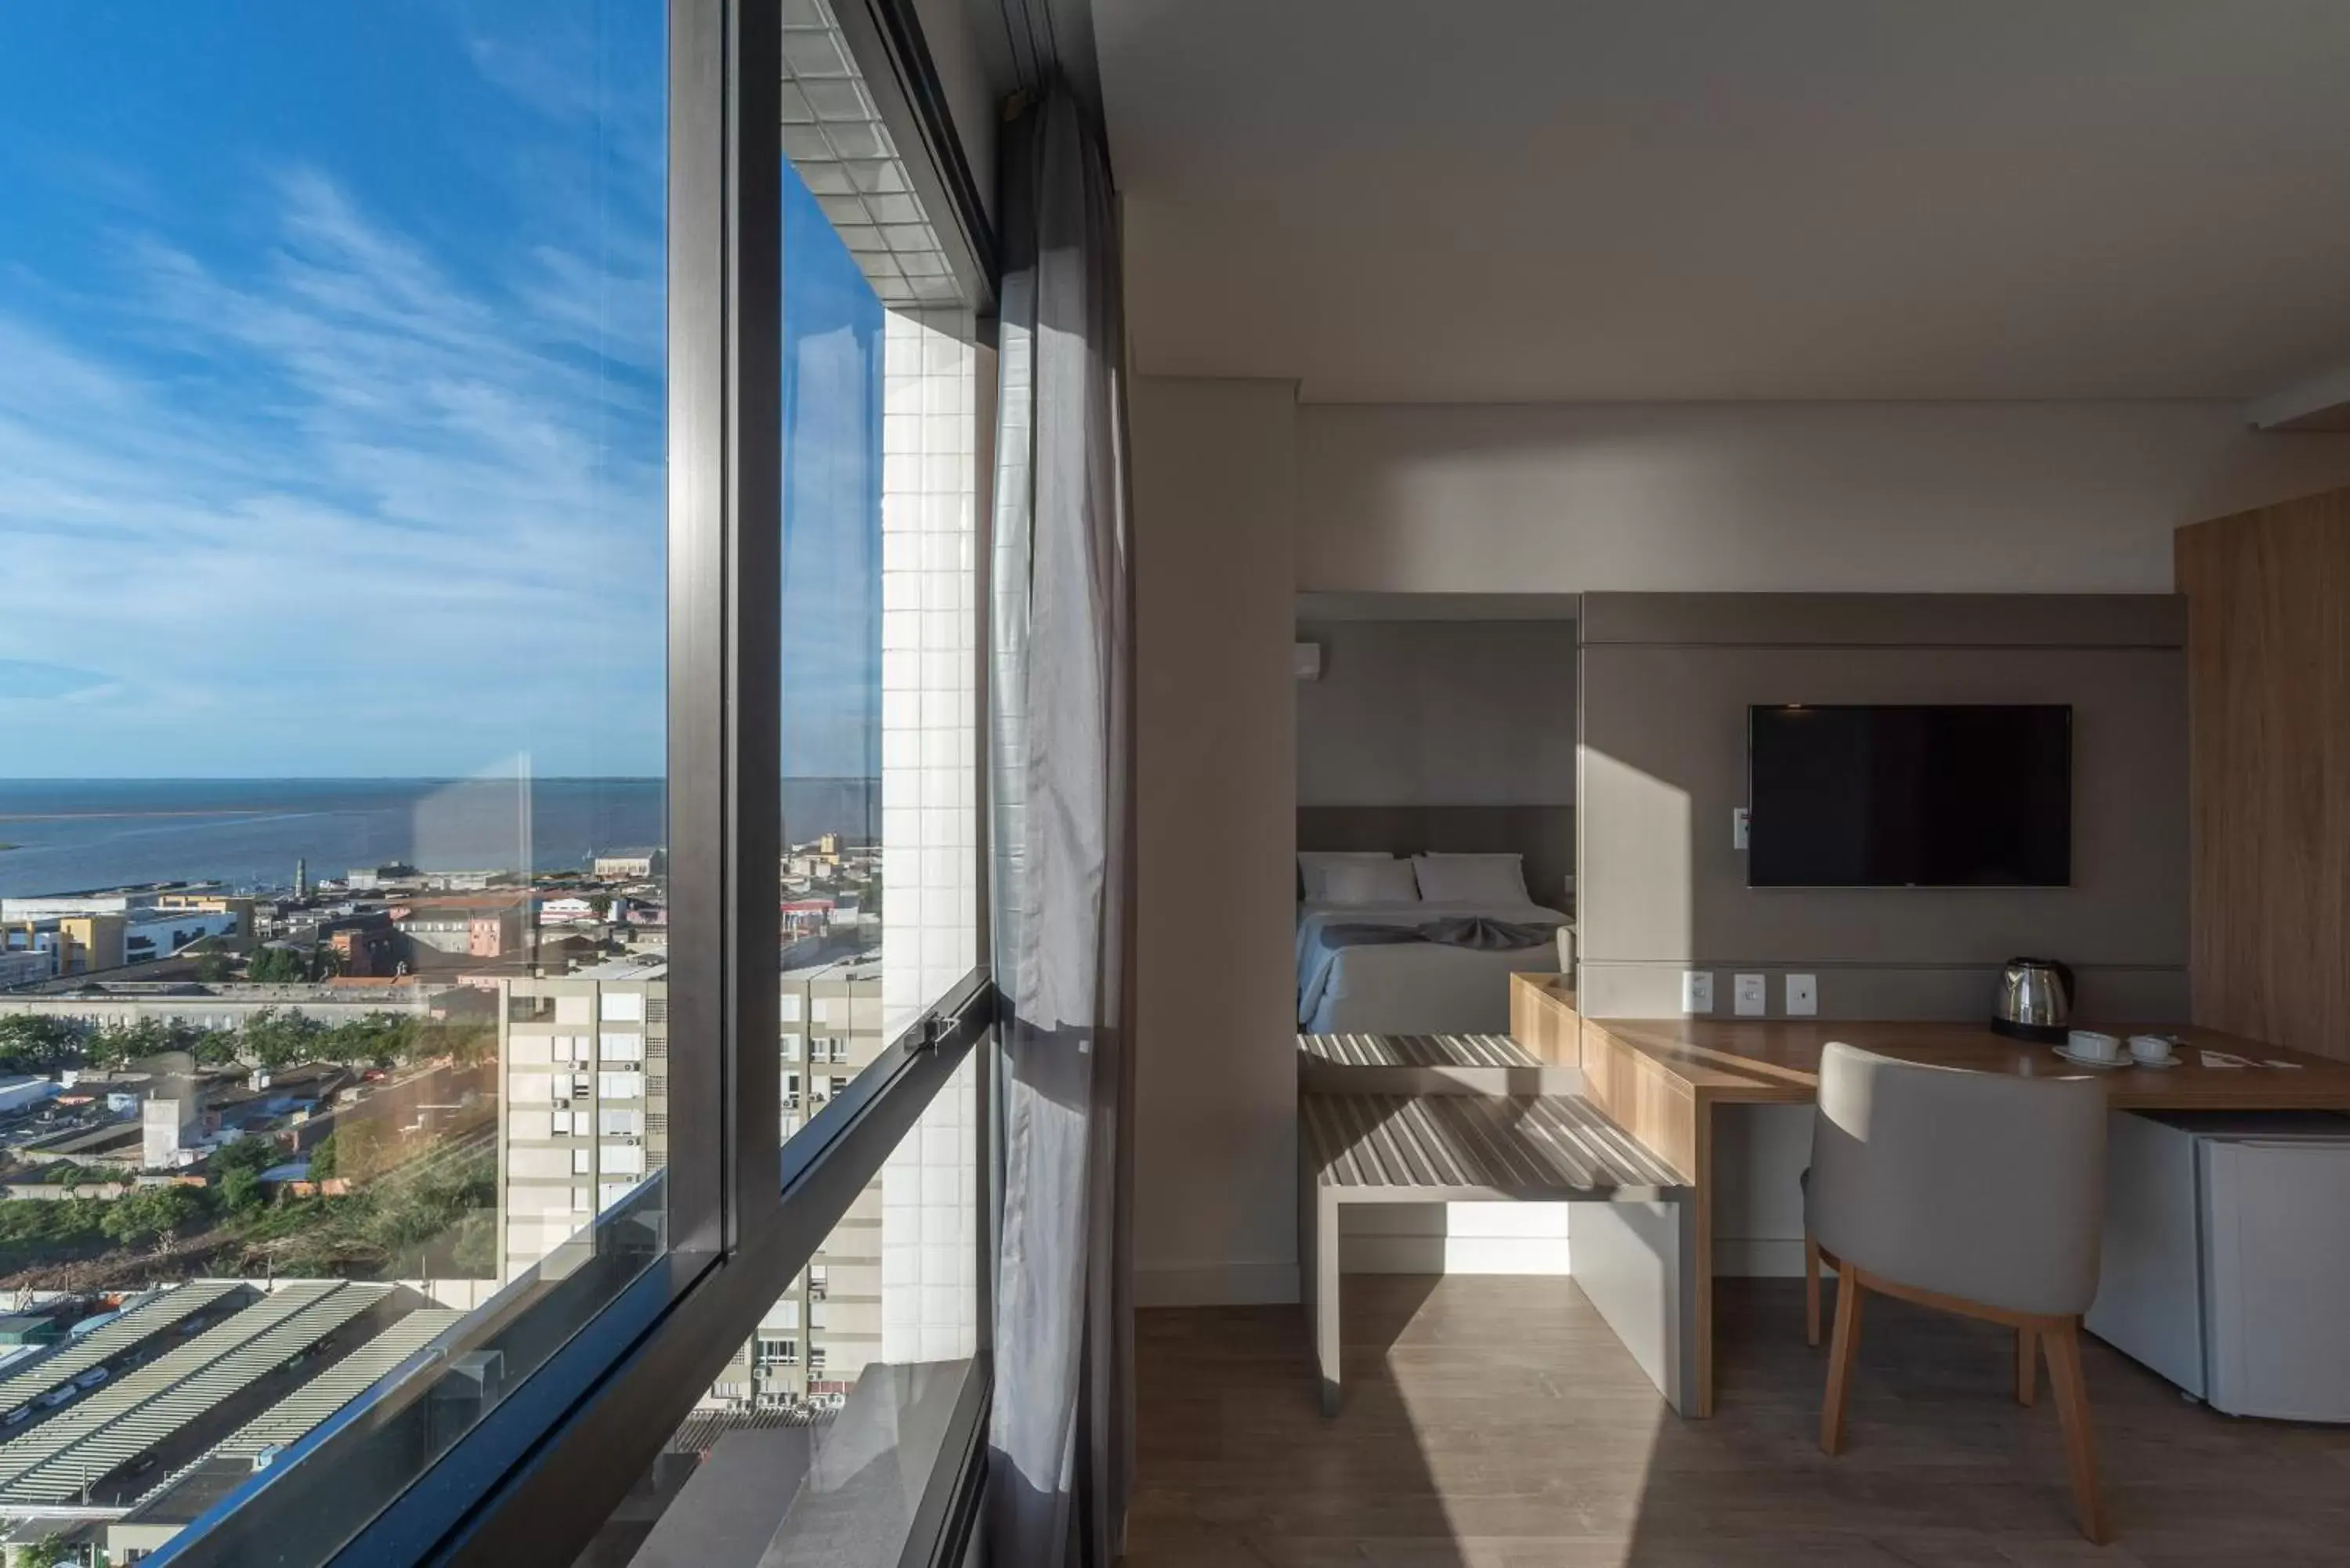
[1746, 704, 2072, 887]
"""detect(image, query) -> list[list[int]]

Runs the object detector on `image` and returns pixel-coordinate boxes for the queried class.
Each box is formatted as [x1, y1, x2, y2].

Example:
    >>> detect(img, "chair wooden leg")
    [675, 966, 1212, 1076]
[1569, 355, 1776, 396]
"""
[2042, 1319, 2110, 1544]
[1820, 1268, 1865, 1455]
[2016, 1327, 2037, 1406]
[1805, 1233, 1823, 1348]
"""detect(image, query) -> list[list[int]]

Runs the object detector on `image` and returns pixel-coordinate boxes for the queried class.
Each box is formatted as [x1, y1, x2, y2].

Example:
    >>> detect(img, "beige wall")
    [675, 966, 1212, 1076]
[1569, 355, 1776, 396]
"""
[1132, 375, 1301, 1305]
[1576, 592, 2190, 1022]
[1294, 620, 1578, 808]
[1299, 402, 2350, 594]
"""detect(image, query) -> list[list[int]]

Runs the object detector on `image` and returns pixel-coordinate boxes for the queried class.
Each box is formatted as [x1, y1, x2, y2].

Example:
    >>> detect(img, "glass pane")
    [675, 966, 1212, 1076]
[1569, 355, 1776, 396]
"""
[757, 0, 983, 1444]
[774, 1, 980, 1082]
[0, 2, 667, 1559]
[578, 1060, 982, 1567]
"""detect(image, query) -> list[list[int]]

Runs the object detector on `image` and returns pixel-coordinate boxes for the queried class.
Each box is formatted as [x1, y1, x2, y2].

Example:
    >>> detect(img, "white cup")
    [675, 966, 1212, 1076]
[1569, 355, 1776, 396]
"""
[2066, 1029, 2120, 1063]
[2128, 1033, 2177, 1065]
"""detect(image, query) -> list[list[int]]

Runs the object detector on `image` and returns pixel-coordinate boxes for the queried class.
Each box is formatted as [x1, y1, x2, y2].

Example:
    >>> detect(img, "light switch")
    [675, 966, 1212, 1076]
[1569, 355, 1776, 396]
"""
[1785, 974, 1817, 1016]
[1733, 807, 1750, 850]
[1734, 973, 1767, 1017]
[1681, 970, 1715, 1013]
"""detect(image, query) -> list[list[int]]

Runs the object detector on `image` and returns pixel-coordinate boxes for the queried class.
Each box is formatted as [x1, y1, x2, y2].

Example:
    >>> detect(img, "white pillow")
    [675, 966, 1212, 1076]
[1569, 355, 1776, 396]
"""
[1320, 858, 1423, 905]
[1297, 851, 1397, 901]
[1411, 853, 1530, 905]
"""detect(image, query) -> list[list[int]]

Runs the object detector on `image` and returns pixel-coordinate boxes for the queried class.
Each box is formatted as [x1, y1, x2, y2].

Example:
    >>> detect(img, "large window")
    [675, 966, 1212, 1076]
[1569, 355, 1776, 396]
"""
[0, 1, 992, 1565]
[1, 4, 681, 1563]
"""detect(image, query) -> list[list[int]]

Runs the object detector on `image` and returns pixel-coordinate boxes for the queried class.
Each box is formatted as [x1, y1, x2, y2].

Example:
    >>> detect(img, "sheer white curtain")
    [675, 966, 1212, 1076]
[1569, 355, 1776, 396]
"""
[985, 85, 1134, 1568]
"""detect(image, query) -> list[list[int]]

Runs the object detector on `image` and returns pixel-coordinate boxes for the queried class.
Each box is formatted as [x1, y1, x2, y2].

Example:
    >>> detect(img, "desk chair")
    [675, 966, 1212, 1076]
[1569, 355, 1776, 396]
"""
[1806, 1041, 2111, 1543]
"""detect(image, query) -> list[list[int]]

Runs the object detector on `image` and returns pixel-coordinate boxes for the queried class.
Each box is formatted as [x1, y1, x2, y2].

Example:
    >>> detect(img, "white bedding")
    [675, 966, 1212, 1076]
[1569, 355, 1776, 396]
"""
[1296, 898, 1568, 1035]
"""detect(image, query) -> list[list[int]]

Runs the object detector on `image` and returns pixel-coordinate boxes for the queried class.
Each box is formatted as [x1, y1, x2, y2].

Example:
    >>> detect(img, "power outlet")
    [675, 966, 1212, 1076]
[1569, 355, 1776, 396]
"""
[1681, 970, 1715, 1014]
[1785, 973, 1818, 1017]
[1734, 973, 1768, 1017]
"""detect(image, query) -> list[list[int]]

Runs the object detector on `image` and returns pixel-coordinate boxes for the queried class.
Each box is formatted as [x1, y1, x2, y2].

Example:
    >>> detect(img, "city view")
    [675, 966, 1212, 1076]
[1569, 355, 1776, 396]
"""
[0, 803, 898, 1561]
[0, 2, 979, 1560]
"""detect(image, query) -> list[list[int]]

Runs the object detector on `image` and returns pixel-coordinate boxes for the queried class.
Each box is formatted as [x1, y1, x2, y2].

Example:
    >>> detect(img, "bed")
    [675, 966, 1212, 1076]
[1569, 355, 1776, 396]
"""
[1292, 804, 1574, 1035]
[1296, 895, 1570, 1034]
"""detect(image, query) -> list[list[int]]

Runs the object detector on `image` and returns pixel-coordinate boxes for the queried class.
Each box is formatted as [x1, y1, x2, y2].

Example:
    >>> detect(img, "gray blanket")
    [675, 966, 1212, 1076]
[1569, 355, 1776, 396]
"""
[1318, 916, 1559, 955]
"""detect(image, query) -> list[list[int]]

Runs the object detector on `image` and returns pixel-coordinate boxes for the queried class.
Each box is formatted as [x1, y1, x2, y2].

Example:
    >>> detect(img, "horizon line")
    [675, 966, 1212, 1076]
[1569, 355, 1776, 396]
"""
[0, 774, 883, 783]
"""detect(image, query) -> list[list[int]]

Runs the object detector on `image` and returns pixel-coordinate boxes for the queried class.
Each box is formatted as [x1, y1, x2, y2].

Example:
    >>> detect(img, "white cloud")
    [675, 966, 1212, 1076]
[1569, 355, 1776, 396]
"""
[0, 154, 667, 777]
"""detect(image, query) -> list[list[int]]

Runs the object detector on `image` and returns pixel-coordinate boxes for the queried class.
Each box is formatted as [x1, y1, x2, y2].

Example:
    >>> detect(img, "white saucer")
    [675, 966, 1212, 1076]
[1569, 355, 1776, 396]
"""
[2125, 1053, 2181, 1069]
[2052, 1045, 2180, 1070]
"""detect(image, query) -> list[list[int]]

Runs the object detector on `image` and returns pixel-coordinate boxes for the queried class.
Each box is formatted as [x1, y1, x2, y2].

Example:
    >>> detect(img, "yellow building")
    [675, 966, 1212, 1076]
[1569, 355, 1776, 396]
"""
[2, 915, 129, 976]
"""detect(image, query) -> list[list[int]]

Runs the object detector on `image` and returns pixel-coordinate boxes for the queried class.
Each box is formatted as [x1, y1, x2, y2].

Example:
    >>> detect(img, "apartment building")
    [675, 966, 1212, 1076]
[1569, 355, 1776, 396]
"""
[493, 958, 667, 1281]
[493, 951, 907, 1412]
[714, 953, 888, 1411]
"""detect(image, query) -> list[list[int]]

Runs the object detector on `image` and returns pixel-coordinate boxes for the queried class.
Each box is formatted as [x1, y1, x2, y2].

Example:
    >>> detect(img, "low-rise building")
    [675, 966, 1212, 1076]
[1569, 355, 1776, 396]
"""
[0, 1078, 60, 1118]
[142, 1092, 201, 1168]
[327, 919, 400, 978]
[120, 905, 243, 966]
[0, 980, 445, 1033]
[0, 949, 55, 990]
[591, 849, 664, 882]
[389, 896, 527, 961]
[3, 914, 127, 976]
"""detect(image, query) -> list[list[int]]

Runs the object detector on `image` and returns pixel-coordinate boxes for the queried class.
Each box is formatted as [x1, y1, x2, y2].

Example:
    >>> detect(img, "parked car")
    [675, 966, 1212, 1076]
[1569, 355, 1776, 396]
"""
[38, 1388, 74, 1409]
[74, 1367, 108, 1389]
[2, 1407, 27, 1427]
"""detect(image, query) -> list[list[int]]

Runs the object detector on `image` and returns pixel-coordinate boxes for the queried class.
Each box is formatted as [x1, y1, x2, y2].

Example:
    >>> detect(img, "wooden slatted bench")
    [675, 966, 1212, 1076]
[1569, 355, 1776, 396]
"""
[1296, 1031, 1575, 1096]
[1300, 1032, 1541, 1069]
[1300, 1090, 1690, 1414]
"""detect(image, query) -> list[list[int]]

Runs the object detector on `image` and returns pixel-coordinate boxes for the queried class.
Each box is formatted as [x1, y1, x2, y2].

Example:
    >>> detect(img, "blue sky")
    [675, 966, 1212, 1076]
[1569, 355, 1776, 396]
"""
[0, 2, 883, 781]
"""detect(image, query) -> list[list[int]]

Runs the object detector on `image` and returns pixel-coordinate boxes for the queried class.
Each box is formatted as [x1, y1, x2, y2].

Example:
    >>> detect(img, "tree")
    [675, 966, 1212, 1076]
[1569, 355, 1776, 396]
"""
[0, 1015, 85, 1073]
[240, 1006, 325, 1070]
[100, 1184, 207, 1249]
[16, 1533, 67, 1568]
[306, 1133, 338, 1182]
[588, 894, 613, 919]
[209, 1136, 280, 1180]
[88, 1016, 204, 1071]
[217, 1166, 266, 1216]
[320, 1012, 414, 1067]
[247, 947, 310, 984]
[185, 936, 233, 983]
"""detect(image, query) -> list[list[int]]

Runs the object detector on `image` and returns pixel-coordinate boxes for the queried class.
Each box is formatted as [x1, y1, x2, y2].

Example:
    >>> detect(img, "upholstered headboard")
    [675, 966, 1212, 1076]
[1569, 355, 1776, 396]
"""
[1295, 804, 1575, 910]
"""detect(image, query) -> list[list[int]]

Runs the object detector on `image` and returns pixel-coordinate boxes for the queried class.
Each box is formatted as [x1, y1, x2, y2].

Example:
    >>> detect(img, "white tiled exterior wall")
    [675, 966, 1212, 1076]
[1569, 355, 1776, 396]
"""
[880, 305, 980, 1035]
[882, 1055, 978, 1363]
[879, 305, 980, 1364]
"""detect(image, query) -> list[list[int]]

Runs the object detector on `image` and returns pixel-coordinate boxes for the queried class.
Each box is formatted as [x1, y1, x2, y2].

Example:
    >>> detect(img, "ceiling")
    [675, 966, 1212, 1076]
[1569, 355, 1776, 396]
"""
[1093, 0, 2350, 403]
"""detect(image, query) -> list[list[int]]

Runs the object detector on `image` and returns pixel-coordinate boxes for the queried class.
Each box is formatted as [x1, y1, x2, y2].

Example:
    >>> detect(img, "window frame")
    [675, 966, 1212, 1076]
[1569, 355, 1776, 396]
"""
[139, 0, 1002, 1563]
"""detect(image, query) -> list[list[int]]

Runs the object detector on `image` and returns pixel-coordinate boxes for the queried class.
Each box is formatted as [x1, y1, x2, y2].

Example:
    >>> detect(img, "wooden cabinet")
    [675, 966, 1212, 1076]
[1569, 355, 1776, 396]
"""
[2177, 490, 2350, 1062]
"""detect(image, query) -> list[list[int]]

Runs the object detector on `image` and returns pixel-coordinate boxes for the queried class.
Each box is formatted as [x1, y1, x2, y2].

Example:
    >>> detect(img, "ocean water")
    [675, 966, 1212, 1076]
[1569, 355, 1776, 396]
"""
[0, 779, 877, 898]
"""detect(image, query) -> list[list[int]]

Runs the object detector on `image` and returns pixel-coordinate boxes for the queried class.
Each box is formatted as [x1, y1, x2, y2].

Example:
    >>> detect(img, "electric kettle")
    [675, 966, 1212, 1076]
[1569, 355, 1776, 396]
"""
[1992, 957, 2073, 1042]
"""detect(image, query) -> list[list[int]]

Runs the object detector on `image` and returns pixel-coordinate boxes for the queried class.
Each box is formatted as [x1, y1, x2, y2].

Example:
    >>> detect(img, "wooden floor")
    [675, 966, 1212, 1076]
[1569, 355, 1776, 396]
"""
[1125, 1275, 2350, 1566]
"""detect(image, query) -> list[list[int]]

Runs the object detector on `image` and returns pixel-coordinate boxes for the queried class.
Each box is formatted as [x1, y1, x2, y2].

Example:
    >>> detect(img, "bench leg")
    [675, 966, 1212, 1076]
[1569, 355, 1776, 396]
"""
[1314, 1190, 1342, 1414]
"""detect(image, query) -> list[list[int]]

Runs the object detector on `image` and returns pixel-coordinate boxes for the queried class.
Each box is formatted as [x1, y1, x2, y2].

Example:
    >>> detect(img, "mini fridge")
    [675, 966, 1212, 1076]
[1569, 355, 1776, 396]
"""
[2086, 1110, 2350, 1422]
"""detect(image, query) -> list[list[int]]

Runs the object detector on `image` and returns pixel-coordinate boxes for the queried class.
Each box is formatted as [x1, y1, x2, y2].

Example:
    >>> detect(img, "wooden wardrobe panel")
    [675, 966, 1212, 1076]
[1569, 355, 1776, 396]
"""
[2176, 490, 2350, 1062]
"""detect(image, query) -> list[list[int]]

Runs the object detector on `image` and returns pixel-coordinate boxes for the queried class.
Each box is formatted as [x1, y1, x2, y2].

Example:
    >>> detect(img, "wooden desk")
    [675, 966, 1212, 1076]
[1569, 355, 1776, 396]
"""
[1561, 1005, 2350, 1417]
[1508, 972, 1579, 1065]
